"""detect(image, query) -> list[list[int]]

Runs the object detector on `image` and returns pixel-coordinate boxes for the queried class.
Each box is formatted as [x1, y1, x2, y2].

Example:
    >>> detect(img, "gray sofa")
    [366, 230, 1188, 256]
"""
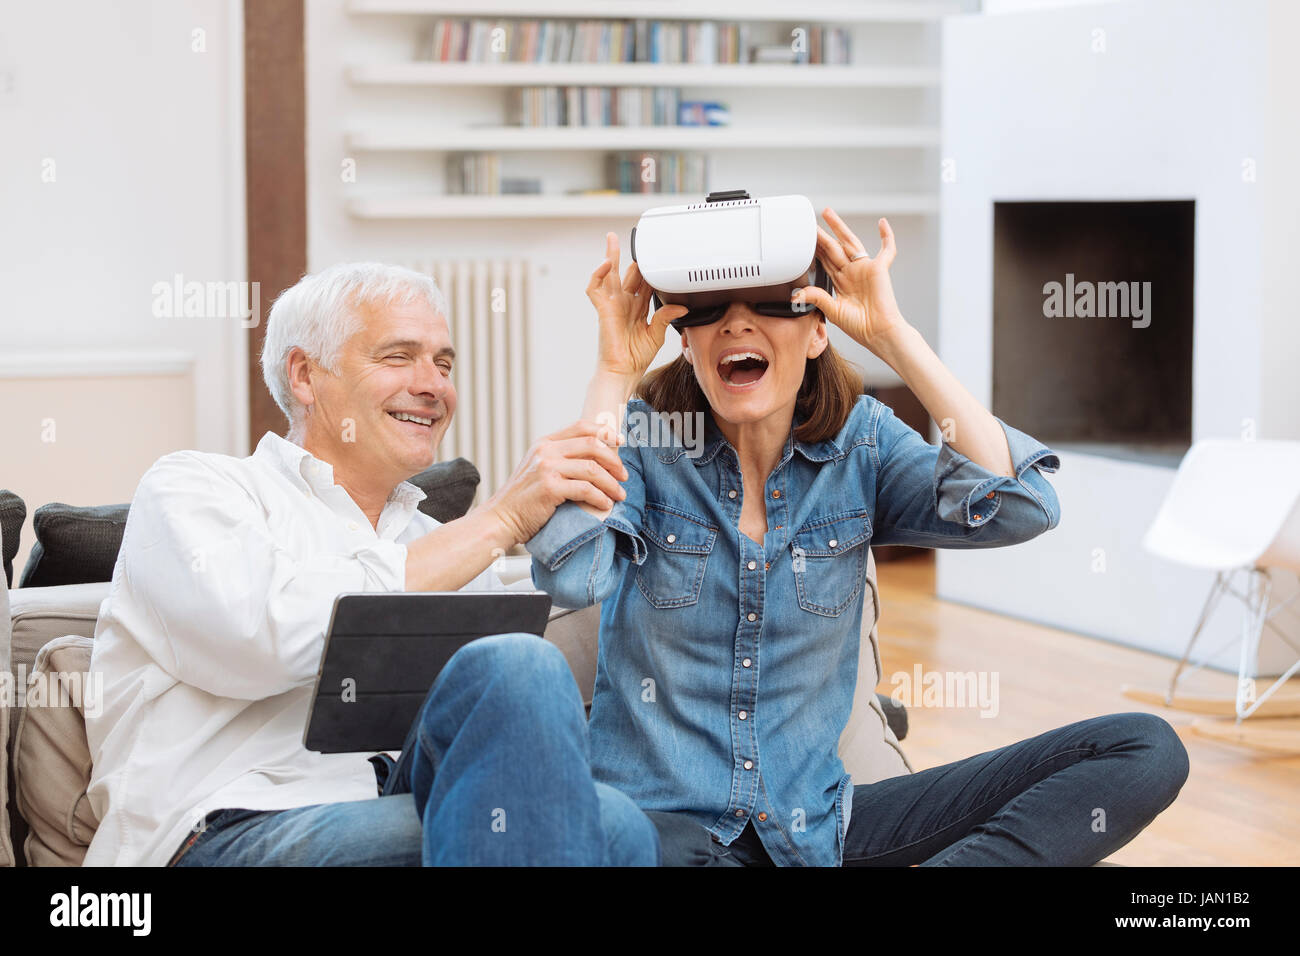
[0, 468, 911, 867]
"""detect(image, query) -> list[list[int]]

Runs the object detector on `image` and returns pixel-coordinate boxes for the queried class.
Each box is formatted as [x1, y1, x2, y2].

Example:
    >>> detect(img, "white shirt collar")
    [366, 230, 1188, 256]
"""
[253, 431, 428, 511]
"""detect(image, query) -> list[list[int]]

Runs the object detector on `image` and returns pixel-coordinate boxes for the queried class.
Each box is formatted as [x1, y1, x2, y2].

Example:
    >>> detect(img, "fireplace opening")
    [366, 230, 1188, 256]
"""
[991, 200, 1195, 467]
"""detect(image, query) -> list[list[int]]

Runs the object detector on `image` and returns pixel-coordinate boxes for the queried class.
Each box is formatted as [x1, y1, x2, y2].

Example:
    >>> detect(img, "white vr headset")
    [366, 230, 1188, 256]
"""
[629, 189, 834, 330]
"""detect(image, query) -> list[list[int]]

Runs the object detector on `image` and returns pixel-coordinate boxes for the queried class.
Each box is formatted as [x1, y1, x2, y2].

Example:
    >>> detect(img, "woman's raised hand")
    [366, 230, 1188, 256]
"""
[586, 231, 688, 381]
[793, 209, 910, 357]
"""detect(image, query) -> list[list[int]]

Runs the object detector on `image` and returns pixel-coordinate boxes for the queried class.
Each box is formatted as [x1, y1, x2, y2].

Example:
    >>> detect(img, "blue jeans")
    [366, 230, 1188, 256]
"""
[647, 712, 1190, 866]
[170, 634, 659, 866]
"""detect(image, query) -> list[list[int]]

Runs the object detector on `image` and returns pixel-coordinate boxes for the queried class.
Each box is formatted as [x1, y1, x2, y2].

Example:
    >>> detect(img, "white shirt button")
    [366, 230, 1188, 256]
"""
[743, 760, 753, 770]
[728, 490, 738, 499]
[738, 710, 748, 720]
[747, 560, 757, 570]
[746, 612, 756, 622]
[346, 520, 359, 532]
[742, 657, 752, 667]
[666, 533, 677, 544]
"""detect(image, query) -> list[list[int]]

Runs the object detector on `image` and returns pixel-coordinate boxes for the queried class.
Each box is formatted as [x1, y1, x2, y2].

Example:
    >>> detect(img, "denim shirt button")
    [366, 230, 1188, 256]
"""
[757, 812, 768, 822]
[735, 810, 745, 817]
[828, 539, 838, 549]
[747, 560, 757, 570]
[728, 489, 738, 499]
[738, 711, 748, 720]
[666, 533, 677, 543]
[746, 612, 757, 622]
[742, 658, 752, 667]
[744, 760, 753, 770]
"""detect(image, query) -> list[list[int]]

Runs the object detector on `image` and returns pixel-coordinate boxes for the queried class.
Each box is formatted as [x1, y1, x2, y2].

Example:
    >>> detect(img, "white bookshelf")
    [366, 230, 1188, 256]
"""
[309, 0, 954, 451]
[347, 192, 940, 220]
[347, 63, 940, 88]
[346, 0, 962, 23]
[336, 2, 950, 219]
[346, 126, 939, 151]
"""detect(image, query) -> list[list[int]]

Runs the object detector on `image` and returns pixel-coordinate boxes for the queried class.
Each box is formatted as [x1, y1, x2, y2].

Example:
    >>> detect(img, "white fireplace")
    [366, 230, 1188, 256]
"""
[934, 0, 1300, 674]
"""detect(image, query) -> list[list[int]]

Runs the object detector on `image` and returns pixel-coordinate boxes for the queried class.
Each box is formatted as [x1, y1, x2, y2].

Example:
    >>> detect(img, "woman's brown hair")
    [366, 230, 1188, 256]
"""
[635, 330, 863, 444]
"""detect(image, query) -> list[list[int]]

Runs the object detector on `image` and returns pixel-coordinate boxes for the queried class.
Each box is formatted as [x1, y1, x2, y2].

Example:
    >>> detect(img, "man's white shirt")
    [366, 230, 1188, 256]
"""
[82, 431, 504, 867]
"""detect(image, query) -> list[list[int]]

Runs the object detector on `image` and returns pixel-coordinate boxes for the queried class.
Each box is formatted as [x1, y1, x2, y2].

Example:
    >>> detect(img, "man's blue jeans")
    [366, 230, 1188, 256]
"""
[647, 711, 1190, 866]
[170, 634, 659, 866]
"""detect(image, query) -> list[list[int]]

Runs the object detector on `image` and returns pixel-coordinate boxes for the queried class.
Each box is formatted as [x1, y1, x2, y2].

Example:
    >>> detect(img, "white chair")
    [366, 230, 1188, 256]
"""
[1142, 439, 1300, 722]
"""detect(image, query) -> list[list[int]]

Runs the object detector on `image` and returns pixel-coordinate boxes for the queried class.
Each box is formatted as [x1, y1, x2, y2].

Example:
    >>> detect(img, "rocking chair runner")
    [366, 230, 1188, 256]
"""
[1139, 439, 1300, 726]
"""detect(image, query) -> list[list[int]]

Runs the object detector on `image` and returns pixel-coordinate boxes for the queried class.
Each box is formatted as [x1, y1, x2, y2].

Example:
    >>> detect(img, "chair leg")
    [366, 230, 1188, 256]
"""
[1234, 569, 1267, 721]
[1167, 571, 1227, 705]
[1236, 568, 1300, 722]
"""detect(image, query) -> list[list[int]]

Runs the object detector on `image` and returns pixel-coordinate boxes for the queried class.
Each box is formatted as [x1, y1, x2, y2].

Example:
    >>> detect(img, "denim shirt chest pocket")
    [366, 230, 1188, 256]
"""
[637, 502, 719, 608]
[790, 510, 872, 617]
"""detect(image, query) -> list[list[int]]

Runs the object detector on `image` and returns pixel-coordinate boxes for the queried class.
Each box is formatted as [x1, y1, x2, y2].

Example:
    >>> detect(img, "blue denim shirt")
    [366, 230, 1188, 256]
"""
[527, 395, 1061, 866]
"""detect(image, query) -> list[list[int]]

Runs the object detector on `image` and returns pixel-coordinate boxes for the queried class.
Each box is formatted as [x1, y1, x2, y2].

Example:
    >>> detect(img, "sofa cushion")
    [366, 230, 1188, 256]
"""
[408, 458, 479, 524]
[0, 491, 24, 588]
[19, 503, 129, 589]
[6, 581, 106, 866]
[14, 460, 479, 589]
[838, 548, 912, 784]
[541, 604, 601, 706]
[12, 636, 98, 866]
[7, 582, 107, 715]
[0, 528, 11, 677]
[0, 550, 12, 867]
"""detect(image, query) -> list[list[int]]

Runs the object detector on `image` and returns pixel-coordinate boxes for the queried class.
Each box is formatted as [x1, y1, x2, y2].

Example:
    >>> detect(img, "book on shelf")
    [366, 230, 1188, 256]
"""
[507, 87, 690, 126]
[752, 45, 798, 65]
[501, 177, 542, 194]
[607, 151, 708, 194]
[678, 101, 729, 126]
[445, 152, 500, 195]
[418, 18, 848, 65]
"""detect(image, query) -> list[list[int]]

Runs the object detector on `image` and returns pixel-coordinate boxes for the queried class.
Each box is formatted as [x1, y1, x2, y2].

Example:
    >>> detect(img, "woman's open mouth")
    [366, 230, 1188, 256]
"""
[716, 349, 770, 391]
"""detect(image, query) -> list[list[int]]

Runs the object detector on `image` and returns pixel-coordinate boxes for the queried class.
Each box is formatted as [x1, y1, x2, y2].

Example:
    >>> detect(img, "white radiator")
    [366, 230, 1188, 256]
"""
[406, 258, 532, 502]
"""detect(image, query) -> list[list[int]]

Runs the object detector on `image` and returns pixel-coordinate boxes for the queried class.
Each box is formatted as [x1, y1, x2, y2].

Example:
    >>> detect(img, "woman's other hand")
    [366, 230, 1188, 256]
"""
[586, 231, 688, 380]
[793, 209, 910, 358]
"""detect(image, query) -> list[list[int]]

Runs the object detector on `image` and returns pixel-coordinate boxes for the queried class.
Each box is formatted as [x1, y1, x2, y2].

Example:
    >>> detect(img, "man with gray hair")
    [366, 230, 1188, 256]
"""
[83, 262, 657, 866]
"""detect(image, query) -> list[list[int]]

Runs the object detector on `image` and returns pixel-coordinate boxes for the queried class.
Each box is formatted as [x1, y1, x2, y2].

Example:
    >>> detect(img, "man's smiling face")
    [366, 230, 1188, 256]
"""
[297, 296, 457, 484]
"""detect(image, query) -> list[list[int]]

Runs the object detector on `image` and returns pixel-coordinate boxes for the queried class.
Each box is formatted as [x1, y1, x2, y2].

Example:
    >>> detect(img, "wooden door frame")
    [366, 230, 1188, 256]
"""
[243, 0, 306, 447]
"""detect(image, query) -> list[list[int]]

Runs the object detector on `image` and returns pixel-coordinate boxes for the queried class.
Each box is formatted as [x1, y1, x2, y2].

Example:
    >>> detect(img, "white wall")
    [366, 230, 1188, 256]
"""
[0, 0, 247, 577]
[983, 0, 1126, 12]
[0, 0, 247, 456]
[1259, 0, 1300, 441]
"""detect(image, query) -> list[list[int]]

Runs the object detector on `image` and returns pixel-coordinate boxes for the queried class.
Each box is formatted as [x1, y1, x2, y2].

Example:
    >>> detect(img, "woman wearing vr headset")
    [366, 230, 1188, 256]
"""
[525, 204, 1189, 867]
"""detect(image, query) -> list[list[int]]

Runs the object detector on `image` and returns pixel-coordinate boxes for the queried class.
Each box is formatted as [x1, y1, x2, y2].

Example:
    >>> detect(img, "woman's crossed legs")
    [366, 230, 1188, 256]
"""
[650, 712, 1189, 866]
[845, 711, 1189, 866]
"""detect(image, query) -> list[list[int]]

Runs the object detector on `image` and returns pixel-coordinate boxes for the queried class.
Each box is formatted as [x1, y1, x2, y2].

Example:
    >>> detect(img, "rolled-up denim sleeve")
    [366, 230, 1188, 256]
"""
[871, 400, 1061, 548]
[526, 441, 648, 609]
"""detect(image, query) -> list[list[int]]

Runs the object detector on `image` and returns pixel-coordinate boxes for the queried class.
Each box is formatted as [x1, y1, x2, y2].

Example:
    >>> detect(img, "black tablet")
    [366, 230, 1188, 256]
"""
[303, 591, 552, 754]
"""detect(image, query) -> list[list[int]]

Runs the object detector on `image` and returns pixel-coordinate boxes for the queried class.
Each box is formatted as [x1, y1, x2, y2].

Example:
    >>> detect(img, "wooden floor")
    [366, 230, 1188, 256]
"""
[873, 551, 1300, 866]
